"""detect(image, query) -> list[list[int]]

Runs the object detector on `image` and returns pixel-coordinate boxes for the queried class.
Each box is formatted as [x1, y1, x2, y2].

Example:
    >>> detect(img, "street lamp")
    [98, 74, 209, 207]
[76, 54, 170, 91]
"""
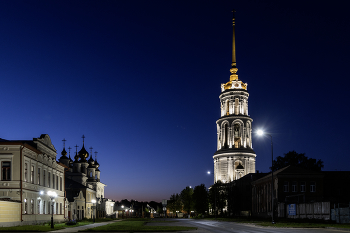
[207, 171, 217, 220]
[48, 191, 57, 229]
[91, 199, 96, 223]
[257, 129, 275, 224]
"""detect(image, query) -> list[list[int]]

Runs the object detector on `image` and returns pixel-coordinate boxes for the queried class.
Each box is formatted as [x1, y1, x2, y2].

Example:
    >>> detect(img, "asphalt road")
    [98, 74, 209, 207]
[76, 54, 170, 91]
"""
[148, 219, 350, 233]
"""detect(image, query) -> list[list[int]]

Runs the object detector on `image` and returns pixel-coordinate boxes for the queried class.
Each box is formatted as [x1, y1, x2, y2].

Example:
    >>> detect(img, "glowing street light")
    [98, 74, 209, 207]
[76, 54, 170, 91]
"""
[207, 171, 216, 220]
[91, 199, 96, 223]
[48, 191, 57, 229]
[256, 129, 275, 224]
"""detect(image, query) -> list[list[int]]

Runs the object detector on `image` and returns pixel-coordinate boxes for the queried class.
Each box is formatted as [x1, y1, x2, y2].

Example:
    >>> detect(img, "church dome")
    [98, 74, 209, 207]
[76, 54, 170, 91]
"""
[60, 148, 68, 159]
[78, 144, 89, 162]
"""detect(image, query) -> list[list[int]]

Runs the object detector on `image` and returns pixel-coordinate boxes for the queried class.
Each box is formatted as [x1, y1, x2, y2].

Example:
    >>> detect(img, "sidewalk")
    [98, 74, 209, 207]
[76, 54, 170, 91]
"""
[49, 220, 121, 232]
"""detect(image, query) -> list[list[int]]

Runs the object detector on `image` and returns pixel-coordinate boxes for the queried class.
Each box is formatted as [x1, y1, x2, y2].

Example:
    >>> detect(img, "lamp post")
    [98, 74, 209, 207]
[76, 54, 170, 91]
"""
[207, 171, 217, 220]
[48, 191, 57, 229]
[91, 199, 96, 223]
[257, 130, 275, 224]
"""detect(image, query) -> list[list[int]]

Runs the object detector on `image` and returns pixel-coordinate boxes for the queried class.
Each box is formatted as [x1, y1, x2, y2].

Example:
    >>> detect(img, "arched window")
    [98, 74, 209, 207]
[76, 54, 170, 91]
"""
[234, 124, 241, 148]
[226, 100, 230, 115]
[224, 124, 228, 148]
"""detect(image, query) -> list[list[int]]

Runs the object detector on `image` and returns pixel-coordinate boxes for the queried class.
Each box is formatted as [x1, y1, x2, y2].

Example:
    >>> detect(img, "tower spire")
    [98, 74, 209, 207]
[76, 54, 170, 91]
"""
[230, 9, 239, 81]
[231, 9, 236, 69]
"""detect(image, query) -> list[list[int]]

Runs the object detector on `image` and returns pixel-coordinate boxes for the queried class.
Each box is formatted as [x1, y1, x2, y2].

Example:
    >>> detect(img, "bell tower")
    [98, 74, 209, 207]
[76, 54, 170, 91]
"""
[213, 11, 256, 183]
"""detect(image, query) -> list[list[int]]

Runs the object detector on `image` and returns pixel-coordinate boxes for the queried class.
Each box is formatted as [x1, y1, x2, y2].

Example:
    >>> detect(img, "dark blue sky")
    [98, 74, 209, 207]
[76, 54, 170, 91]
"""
[1, 0, 350, 202]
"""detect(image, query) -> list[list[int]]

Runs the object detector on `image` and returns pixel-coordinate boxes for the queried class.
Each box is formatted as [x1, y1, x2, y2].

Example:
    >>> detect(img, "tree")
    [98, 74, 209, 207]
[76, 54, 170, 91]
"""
[180, 186, 194, 217]
[271, 150, 324, 172]
[193, 184, 208, 215]
[208, 181, 227, 216]
[167, 193, 182, 216]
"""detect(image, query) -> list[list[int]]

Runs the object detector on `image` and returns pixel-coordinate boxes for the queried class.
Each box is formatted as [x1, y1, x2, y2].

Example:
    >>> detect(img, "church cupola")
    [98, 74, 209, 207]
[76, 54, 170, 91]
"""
[73, 144, 82, 173]
[78, 135, 89, 162]
[213, 10, 257, 183]
[59, 138, 70, 167]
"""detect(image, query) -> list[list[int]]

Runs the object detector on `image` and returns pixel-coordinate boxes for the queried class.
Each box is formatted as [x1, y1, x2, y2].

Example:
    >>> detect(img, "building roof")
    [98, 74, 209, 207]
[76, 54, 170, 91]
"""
[252, 165, 323, 184]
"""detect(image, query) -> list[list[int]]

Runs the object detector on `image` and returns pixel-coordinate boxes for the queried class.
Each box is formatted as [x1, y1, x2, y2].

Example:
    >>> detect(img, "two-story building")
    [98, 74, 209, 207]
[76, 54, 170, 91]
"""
[0, 134, 65, 226]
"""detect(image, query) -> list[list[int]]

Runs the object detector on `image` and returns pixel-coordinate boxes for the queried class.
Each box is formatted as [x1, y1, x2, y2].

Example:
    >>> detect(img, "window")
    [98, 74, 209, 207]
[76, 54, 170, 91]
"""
[24, 163, 28, 182]
[31, 165, 34, 184]
[38, 168, 40, 185]
[48, 172, 50, 187]
[283, 181, 289, 192]
[53, 175, 55, 189]
[43, 201, 46, 214]
[48, 201, 51, 214]
[24, 199, 27, 214]
[292, 181, 297, 192]
[56, 175, 58, 190]
[43, 170, 46, 186]
[300, 181, 306, 192]
[60, 203, 62, 215]
[56, 203, 58, 214]
[31, 199, 34, 214]
[38, 200, 41, 214]
[2, 161, 11, 181]
[60, 177, 62, 191]
[310, 182, 316, 192]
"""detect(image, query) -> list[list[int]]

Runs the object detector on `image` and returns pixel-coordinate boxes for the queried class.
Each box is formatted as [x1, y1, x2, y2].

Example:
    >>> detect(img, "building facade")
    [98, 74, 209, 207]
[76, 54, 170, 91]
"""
[58, 137, 115, 220]
[0, 134, 65, 226]
[213, 13, 257, 183]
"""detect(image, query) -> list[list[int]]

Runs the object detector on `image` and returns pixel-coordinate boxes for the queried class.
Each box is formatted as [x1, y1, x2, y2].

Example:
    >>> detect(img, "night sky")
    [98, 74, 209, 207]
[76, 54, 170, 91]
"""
[1, 0, 350, 202]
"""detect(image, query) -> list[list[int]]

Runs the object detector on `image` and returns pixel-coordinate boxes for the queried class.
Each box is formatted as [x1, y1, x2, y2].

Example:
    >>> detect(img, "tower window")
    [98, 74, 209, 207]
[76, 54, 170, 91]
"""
[234, 124, 241, 148]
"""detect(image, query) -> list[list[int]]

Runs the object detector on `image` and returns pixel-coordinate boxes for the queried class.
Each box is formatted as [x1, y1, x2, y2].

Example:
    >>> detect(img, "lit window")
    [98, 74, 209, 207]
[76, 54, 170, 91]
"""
[24, 199, 28, 214]
[38, 168, 40, 185]
[2, 161, 11, 181]
[31, 166, 34, 184]
[31, 199, 34, 214]
[310, 182, 316, 192]
[300, 181, 306, 192]
[38, 200, 41, 214]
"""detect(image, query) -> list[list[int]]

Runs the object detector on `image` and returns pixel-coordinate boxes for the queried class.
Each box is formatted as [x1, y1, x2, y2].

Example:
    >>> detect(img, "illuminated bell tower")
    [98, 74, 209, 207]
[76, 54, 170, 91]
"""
[213, 11, 256, 183]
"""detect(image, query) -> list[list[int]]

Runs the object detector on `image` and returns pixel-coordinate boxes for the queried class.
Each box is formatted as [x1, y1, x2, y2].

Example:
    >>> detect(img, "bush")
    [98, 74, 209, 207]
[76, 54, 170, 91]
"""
[65, 219, 77, 225]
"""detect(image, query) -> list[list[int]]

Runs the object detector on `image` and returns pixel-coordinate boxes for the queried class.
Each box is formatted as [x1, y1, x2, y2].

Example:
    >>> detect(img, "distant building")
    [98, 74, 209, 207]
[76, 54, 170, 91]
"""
[251, 166, 350, 219]
[0, 134, 65, 226]
[213, 12, 256, 183]
[58, 136, 115, 220]
[0, 134, 116, 226]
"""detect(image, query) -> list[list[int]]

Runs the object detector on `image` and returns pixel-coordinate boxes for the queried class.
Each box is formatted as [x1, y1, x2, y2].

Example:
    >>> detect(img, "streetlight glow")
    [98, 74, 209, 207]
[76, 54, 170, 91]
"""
[257, 129, 264, 136]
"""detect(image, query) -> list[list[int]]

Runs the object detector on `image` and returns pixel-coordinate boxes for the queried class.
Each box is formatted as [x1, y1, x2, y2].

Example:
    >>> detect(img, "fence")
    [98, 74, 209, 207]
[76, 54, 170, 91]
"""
[278, 202, 330, 220]
[331, 203, 350, 223]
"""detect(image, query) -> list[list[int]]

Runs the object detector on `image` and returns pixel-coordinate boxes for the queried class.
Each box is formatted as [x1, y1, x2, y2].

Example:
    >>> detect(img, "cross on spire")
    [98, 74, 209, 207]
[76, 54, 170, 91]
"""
[75, 144, 79, 154]
[82, 135, 85, 144]
[68, 147, 71, 156]
[62, 138, 66, 148]
[89, 147, 93, 155]
[94, 151, 98, 161]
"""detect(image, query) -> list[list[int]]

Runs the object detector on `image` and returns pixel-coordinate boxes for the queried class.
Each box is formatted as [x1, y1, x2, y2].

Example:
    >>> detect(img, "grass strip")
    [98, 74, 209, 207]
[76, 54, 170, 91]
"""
[0, 221, 92, 232]
[203, 217, 350, 229]
[82, 220, 197, 232]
